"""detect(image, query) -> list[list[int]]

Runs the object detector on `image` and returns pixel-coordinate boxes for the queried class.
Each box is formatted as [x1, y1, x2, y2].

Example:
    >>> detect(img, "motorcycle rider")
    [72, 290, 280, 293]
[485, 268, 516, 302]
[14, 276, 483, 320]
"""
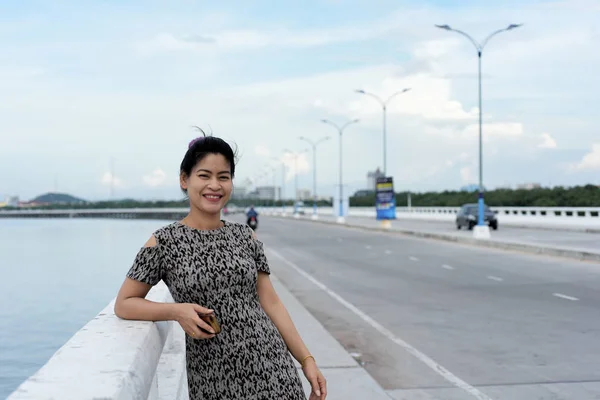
[246, 205, 258, 227]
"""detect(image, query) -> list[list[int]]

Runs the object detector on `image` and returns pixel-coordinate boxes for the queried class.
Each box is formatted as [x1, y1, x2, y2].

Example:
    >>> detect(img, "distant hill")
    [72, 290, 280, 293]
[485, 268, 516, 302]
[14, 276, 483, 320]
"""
[31, 192, 87, 204]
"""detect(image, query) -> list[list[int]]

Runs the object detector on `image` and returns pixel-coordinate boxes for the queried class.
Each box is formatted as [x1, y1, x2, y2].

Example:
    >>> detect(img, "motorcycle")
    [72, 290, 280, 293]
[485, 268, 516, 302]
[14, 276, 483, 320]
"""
[247, 216, 258, 231]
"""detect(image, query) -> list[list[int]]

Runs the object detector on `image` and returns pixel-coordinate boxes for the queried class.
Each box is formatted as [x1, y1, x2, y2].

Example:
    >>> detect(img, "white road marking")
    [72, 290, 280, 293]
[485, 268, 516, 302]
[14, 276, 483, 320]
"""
[365, 245, 372, 249]
[442, 264, 454, 270]
[385, 250, 392, 255]
[553, 293, 579, 301]
[337, 238, 343, 242]
[269, 248, 494, 400]
[409, 256, 418, 261]
[487, 276, 504, 282]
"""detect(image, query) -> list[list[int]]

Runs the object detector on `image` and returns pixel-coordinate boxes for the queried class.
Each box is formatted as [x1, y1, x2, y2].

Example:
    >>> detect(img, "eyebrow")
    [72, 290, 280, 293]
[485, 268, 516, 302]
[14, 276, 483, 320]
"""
[196, 168, 231, 175]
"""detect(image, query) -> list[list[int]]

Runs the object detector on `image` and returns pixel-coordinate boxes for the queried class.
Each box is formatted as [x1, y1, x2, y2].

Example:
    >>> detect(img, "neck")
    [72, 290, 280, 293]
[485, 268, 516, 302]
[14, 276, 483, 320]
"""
[182, 208, 223, 230]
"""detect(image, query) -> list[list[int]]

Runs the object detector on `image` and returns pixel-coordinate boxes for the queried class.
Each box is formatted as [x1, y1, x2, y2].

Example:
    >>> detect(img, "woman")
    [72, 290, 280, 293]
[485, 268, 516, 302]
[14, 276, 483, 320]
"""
[114, 133, 327, 399]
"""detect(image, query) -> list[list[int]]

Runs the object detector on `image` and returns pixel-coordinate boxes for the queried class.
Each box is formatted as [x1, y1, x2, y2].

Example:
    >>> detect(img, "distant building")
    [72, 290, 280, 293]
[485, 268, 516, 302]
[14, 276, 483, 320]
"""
[254, 186, 281, 201]
[0, 195, 19, 208]
[367, 168, 385, 191]
[516, 182, 541, 190]
[232, 185, 248, 199]
[296, 189, 311, 201]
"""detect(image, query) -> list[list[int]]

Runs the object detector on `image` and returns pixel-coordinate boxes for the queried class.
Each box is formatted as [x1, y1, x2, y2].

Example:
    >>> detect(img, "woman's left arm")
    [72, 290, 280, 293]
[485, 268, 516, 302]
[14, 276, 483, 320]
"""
[257, 272, 327, 399]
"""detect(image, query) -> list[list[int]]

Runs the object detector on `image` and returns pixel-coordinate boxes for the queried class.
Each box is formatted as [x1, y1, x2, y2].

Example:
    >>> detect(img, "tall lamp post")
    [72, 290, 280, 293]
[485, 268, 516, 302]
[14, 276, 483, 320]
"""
[299, 135, 330, 220]
[321, 119, 360, 224]
[435, 23, 522, 239]
[354, 88, 411, 175]
[284, 148, 308, 218]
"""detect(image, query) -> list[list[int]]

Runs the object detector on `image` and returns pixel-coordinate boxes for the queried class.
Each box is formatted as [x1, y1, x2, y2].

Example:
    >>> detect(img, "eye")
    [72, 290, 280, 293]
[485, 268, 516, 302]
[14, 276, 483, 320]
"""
[219, 176, 230, 181]
[198, 174, 210, 179]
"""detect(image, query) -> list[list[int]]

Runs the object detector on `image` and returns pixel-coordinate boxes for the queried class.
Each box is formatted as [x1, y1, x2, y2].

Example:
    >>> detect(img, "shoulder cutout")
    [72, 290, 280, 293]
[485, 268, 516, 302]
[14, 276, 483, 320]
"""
[143, 234, 158, 248]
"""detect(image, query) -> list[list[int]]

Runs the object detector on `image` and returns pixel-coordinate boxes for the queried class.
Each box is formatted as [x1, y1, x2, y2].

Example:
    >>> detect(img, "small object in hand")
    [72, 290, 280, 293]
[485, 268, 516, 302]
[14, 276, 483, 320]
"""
[198, 311, 222, 334]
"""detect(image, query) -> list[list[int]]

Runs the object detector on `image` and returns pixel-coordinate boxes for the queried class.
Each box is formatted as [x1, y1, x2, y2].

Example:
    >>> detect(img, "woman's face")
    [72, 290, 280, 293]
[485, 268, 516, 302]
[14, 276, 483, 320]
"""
[180, 153, 233, 216]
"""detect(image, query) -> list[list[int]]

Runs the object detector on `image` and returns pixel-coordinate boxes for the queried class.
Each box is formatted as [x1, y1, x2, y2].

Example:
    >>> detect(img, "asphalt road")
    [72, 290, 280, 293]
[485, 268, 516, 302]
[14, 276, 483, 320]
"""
[232, 215, 600, 400]
[308, 214, 600, 255]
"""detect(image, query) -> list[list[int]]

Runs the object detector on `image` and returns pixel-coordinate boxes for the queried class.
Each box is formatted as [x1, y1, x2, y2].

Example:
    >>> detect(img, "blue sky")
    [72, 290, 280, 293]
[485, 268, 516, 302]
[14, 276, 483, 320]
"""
[0, 0, 599, 202]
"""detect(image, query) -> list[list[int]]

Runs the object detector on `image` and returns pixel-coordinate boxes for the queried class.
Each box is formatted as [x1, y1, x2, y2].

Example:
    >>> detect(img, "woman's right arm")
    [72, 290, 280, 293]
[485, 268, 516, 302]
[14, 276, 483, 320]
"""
[113, 234, 216, 338]
[114, 277, 178, 321]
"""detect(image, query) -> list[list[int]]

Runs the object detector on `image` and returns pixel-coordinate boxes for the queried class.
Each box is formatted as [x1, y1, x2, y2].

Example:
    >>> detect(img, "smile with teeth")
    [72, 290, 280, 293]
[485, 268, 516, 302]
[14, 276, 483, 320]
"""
[203, 194, 222, 200]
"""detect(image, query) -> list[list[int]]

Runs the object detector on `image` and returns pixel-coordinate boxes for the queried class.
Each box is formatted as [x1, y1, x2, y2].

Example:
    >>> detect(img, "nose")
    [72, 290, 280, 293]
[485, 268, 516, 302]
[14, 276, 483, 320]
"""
[207, 177, 221, 191]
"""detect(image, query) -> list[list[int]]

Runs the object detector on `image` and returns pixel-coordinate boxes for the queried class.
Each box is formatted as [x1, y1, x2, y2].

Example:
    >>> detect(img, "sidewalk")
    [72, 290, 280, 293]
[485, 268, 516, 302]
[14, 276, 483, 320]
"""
[274, 214, 600, 263]
[272, 274, 391, 399]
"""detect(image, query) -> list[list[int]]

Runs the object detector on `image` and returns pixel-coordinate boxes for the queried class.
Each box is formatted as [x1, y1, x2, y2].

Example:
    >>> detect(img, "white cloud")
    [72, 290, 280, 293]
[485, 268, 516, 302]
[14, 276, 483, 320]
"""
[282, 152, 310, 182]
[538, 133, 557, 149]
[100, 172, 124, 187]
[460, 166, 476, 184]
[254, 145, 271, 157]
[0, 67, 45, 80]
[134, 14, 403, 56]
[142, 169, 168, 187]
[462, 122, 524, 140]
[570, 143, 600, 171]
[2, 0, 599, 200]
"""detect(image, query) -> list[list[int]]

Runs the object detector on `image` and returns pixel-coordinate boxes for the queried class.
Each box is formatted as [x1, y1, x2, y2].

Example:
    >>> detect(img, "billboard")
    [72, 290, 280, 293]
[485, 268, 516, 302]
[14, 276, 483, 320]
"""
[375, 176, 396, 220]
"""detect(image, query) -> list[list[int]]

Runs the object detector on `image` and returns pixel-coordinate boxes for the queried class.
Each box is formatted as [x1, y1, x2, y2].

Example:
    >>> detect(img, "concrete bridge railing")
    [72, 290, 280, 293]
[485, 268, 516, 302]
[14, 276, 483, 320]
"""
[1, 206, 599, 229]
[7, 282, 188, 400]
[264, 205, 600, 228]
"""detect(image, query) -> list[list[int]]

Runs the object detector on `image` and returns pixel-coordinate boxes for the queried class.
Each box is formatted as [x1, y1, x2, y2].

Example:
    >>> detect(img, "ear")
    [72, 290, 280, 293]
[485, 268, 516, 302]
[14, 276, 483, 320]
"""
[179, 172, 188, 191]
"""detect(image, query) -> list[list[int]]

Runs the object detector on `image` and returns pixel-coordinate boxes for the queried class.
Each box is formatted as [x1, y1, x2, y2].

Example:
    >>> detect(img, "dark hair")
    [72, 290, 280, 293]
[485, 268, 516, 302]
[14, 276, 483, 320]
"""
[179, 127, 237, 194]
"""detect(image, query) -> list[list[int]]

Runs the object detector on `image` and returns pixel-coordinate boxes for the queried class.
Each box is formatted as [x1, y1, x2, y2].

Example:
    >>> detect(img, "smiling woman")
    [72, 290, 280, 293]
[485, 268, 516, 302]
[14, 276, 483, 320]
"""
[113, 130, 327, 400]
[178, 133, 237, 224]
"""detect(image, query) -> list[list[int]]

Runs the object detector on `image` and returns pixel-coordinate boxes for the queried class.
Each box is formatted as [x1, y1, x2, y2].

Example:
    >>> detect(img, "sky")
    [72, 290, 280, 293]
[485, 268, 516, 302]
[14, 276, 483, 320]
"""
[1, 0, 599, 202]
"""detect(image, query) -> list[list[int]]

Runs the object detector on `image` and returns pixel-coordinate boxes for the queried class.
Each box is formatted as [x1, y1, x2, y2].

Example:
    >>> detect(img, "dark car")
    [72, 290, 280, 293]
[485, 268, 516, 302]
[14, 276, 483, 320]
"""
[455, 203, 498, 230]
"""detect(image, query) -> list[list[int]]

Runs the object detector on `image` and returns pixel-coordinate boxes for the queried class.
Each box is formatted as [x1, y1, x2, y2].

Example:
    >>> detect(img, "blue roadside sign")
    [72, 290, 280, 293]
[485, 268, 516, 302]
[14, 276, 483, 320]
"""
[375, 176, 396, 220]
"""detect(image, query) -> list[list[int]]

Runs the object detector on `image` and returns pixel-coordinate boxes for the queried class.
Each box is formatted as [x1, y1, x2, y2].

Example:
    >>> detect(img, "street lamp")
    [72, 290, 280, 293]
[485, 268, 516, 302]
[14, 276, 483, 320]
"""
[435, 23, 522, 239]
[284, 148, 308, 218]
[299, 135, 330, 219]
[321, 118, 360, 224]
[354, 88, 411, 175]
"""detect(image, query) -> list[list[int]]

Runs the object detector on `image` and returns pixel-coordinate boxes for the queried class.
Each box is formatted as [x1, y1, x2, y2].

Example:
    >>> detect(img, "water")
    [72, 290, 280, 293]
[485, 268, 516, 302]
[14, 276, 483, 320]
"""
[0, 218, 171, 398]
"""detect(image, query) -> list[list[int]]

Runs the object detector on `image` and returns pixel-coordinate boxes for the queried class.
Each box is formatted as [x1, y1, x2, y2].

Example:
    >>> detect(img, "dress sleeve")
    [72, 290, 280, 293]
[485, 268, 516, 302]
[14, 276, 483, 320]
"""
[247, 227, 270, 274]
[126, 239, 165, 286]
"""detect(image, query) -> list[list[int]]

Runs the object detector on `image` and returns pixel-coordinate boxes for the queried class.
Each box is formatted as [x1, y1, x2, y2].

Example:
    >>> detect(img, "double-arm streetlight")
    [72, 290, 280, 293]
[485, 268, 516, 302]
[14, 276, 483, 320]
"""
[299, 135, 330, 219]
[355, 88, 411, 175]
[321, 119, 360, 223]
[435, 23, 522, 237]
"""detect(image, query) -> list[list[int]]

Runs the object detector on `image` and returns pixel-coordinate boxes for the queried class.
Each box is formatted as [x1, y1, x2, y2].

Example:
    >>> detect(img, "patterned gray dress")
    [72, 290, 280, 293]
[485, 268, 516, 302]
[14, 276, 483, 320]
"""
[126, 220, 306, 399]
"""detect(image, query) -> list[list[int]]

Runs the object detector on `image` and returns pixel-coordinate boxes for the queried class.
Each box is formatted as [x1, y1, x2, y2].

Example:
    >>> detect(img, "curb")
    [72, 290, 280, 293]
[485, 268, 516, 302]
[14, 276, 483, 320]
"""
[271, 215, 600, 263]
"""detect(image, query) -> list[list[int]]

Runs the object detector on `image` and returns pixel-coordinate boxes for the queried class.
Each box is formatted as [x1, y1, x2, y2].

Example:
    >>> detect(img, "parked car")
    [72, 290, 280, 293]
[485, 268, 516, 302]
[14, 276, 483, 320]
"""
[294, 201, 305, 215]
[455, 203, 498, 230]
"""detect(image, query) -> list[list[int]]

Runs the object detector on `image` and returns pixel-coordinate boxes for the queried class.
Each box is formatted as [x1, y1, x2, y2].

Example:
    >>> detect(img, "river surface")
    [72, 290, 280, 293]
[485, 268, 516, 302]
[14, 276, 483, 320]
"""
[0, 218, 170, 398]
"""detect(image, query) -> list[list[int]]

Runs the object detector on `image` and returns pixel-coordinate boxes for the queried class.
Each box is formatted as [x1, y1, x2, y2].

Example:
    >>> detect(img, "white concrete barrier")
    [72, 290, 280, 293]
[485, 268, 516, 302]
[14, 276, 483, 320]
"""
[257, 206, 600, 230]
[7, 282, 188, 400]
[2, 206, 599, 230]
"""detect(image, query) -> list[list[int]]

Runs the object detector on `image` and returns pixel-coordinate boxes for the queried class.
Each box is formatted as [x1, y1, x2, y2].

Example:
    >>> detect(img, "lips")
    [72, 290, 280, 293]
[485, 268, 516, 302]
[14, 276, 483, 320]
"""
[203, 194, 223, 202]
